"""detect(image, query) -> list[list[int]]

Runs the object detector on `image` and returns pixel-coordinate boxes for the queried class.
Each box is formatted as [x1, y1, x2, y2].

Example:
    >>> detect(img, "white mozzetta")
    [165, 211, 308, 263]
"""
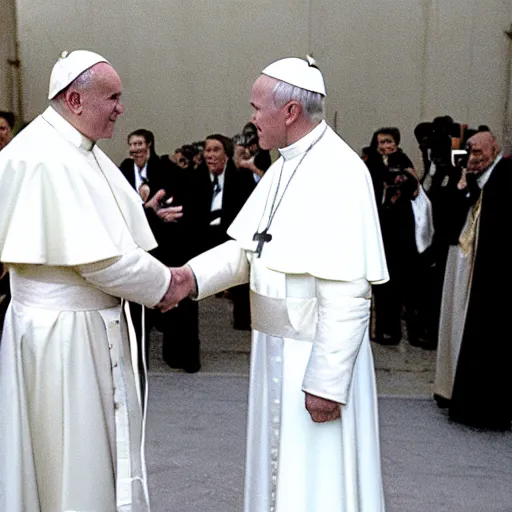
[0, 107, 157, 265]
[228, 121, 389, 284]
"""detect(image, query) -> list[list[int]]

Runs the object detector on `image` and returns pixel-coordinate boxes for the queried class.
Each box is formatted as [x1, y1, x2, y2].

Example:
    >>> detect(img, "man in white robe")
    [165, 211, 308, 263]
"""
[154, 57, 389, 511]
[0, 50, 183, 511]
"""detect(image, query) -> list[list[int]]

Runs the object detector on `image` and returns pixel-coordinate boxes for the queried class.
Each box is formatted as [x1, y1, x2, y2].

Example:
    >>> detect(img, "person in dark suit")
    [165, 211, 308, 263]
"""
[190, 133, 256, 329]
[119, 129, 201, 373]
[365, 127, 431, 348]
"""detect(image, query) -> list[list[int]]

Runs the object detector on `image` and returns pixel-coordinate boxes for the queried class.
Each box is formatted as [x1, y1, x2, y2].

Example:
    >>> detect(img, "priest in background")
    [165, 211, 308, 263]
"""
[0, 50, 182, 511]
[434, 131, 512, 430]
[152, 56, 388, 511]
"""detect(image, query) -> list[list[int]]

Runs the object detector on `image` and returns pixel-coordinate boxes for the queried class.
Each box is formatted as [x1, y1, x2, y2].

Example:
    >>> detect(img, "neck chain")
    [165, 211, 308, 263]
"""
[252, 124, 328, 257]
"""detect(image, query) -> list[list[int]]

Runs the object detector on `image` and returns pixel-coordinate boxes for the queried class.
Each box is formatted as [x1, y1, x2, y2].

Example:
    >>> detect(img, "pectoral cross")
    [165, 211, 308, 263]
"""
[253, 229, 272, 257]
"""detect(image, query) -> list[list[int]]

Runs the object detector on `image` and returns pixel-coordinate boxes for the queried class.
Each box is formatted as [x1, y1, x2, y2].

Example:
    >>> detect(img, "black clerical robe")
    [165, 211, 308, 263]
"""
[447, 157, 512, 429]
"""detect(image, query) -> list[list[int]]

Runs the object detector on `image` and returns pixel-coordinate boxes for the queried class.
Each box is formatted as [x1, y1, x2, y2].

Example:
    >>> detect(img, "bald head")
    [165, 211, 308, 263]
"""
[466, 131, 500, 175]
[52, 62, 125, 141]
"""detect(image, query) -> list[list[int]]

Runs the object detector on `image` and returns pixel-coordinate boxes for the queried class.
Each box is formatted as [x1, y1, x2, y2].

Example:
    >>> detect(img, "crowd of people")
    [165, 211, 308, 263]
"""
[362, 117, 512, 429]
[117, 122, 272, 373]
[0, 50, 510, 512]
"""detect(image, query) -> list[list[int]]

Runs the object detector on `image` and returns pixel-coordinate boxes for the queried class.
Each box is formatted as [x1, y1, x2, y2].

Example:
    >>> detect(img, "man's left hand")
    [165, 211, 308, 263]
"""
[305, 392, 341, 423]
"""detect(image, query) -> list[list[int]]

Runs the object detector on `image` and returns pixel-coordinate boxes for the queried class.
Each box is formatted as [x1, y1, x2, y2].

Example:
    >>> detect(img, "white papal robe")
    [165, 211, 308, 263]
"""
[188, 121, 389, 511]
[0, 107, 170, 511]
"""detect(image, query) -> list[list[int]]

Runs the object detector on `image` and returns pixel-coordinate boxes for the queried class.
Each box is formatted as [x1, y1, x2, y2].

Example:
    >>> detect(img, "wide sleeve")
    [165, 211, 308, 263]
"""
[187, 240, 250, 300]
[301, 278, 371, 404]
[75, 247, 171, 308]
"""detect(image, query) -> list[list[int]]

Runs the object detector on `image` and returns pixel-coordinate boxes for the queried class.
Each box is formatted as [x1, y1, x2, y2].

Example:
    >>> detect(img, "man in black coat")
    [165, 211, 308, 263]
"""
[189, 134, 256, 329]
[434, 131, 512, 429]
[119, 129, 200, 373]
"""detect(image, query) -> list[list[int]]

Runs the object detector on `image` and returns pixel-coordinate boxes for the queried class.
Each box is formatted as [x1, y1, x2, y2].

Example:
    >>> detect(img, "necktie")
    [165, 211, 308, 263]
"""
[212, 175, 221, 197]
[459, 190, 483, 255]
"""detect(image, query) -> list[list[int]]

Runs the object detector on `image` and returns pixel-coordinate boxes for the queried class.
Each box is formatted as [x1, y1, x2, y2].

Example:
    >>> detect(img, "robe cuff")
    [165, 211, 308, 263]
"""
[188, 240, 250, 300]
[76, 248, 171, 307]
[301, 278, 371, 404]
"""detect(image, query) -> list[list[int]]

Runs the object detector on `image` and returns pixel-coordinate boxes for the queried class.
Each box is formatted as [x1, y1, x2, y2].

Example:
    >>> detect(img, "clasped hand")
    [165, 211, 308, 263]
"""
[157, 265, 197, 312]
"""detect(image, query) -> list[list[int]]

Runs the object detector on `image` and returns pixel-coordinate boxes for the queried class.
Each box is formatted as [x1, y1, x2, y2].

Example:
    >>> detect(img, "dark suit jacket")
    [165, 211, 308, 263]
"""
[188, 159, 256, 253]
[119, 154, 193, 265]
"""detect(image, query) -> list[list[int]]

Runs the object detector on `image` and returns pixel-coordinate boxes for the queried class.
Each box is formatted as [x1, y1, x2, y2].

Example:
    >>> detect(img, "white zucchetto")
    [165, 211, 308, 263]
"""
[48, 50, 109, 99]
[261, 56, 326, 96]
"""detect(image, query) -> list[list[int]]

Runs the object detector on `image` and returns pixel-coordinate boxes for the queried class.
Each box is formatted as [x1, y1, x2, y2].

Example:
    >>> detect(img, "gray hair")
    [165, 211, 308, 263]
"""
[271, 80, 325, 123]
[50, 67, 95, 110]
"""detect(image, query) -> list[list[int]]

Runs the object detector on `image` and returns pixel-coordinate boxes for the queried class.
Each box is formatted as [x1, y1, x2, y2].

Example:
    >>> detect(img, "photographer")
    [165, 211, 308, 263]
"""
[235, 122, 271, 182]
[366, 127, 433, 348]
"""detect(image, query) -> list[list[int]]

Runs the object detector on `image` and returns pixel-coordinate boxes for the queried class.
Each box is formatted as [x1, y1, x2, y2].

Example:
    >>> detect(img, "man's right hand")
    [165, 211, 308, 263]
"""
[157, 265, 197, 312]
[145, 189, 183, 222]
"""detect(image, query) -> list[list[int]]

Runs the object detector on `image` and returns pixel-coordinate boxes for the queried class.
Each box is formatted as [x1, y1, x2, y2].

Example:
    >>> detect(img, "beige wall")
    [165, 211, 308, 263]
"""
[0, 0, 17, 113]
[14, 0, 512, 166]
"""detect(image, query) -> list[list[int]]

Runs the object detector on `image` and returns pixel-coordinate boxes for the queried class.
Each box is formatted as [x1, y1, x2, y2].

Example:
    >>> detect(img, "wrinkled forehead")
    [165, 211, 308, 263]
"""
[205, 138, 225, 151]
[252, 74, 278, 96]
[467, 134, 493, 152]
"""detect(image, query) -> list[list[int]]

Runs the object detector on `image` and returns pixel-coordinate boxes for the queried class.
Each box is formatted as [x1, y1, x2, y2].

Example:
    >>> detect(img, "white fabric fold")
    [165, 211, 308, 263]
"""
[76, 248, 171, 308]
[228, 122, 388, 283]
[411, 185, 434, 254]
[188, 240, 250, 300]
[0, 107, 156, 265]
[301, 278, 371, 404]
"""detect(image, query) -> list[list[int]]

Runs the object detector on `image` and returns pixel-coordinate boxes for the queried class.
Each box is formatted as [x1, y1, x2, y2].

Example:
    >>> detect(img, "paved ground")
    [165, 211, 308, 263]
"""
[146, 375, 512, 512]
[149, 294, 437, 398]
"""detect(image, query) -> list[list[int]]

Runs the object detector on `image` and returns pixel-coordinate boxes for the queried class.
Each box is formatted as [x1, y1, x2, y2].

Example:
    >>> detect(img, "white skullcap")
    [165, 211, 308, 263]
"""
[48, 50, 109, 99]
[261, 55, 326, 96]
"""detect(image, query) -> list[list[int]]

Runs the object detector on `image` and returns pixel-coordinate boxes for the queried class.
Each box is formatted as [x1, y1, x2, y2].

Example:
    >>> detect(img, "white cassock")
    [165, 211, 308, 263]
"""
[0, 107, 171, 512]
[188, 121, 389, 512]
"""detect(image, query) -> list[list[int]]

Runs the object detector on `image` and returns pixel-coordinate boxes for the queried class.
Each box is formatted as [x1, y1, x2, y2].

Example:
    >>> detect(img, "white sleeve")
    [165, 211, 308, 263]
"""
[188, 240, 250, 300]
[301, 278, 371, 404]
[75, 247, 171, 308]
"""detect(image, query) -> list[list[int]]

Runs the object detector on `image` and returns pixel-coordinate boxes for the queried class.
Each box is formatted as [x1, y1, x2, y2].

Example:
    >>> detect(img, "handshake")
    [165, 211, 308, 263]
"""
[157, 265, 197, 313]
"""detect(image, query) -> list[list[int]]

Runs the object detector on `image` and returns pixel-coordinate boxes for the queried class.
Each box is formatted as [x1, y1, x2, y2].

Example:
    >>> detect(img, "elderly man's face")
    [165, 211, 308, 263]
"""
[79, 63, 125, 141]
[129, 135, 150, 169]
[204, 139, 228, 175]
[250, 75, 287, 150]
[466, 132, 499, 175]
[0, 117, 13, 150]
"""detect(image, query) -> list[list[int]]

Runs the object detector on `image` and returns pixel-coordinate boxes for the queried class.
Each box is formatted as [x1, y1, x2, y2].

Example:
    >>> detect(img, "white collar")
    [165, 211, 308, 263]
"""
[41, 106, 95, 152]
[134, 160, 148, 174]
[278, 120, 326, 161]
[478, 152, 503, 189]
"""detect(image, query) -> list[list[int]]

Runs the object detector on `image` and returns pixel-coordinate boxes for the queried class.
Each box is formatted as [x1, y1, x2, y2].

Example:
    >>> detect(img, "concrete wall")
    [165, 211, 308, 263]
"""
[0, 0, 17, 113]
[14, 0, 512, 166]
